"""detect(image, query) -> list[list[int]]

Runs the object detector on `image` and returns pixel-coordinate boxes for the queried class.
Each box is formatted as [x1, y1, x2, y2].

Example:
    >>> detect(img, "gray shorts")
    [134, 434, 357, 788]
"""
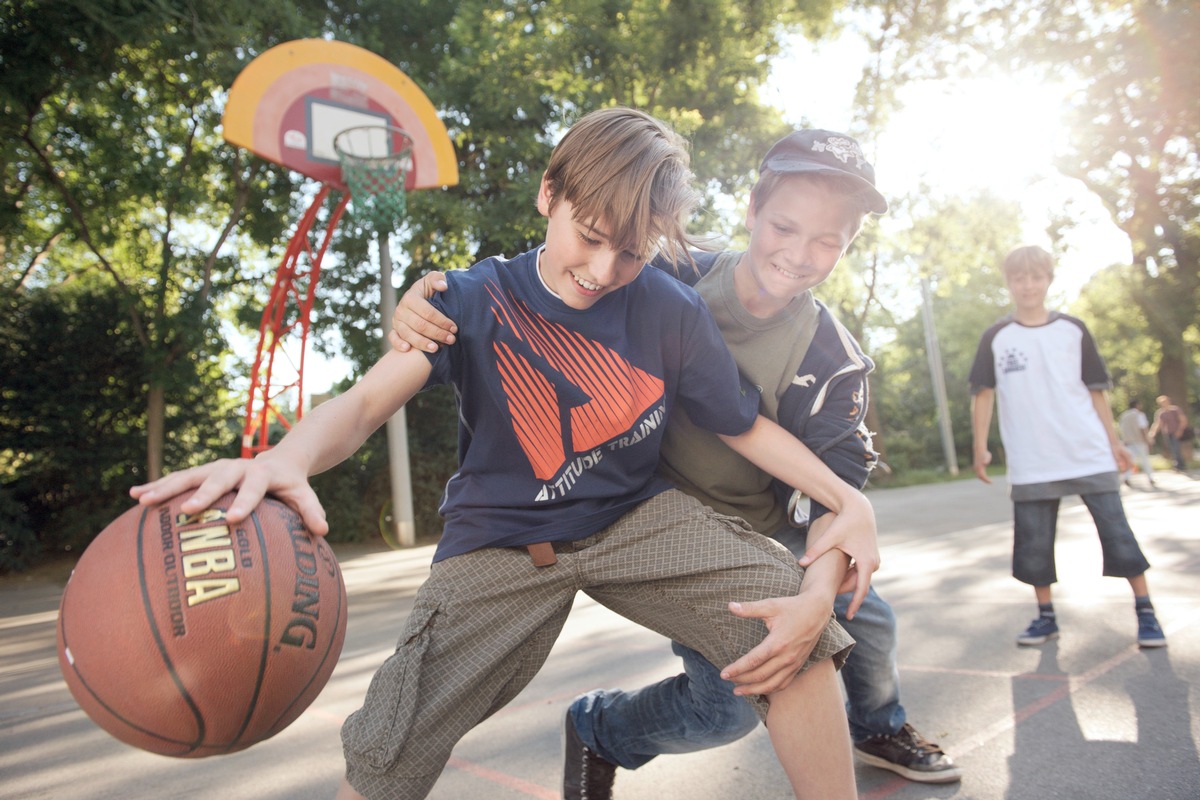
[341, 489, 854, 799]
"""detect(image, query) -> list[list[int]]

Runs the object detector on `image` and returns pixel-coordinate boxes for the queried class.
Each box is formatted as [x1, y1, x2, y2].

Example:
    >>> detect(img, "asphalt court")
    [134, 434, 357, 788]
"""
[2, 472, 1197, 799]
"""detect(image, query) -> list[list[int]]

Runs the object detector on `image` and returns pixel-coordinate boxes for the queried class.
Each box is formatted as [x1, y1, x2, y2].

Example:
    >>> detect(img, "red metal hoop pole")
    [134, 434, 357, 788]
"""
[241, 186, 350, 457]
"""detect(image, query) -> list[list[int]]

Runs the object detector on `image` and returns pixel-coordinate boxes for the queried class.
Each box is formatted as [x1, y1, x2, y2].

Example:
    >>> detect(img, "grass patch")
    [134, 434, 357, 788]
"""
[866, 463, 1004, 490]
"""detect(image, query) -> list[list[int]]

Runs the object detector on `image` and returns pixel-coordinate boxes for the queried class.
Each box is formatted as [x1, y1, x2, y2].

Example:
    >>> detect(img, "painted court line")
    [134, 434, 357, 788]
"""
[952, 611, 1195, 761]
[446, 756, 559, 800]
[865, 611, 1195, 800]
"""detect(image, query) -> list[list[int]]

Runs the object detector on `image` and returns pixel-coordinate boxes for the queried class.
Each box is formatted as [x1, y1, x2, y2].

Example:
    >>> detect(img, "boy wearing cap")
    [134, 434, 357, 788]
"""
[392, 129, 962, 793]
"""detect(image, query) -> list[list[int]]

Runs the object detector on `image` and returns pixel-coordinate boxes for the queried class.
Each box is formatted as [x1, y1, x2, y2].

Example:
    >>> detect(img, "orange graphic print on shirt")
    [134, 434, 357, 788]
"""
[486, 282, 665, 480]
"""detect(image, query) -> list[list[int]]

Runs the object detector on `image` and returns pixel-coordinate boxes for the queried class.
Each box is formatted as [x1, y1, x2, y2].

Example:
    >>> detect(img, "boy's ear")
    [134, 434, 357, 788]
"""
[536, 172, 553, 217]
[744, 194, 757, 232]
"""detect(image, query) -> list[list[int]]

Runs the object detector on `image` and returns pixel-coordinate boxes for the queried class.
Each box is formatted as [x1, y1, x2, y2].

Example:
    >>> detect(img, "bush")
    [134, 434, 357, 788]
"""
[0, 488, 38, 574]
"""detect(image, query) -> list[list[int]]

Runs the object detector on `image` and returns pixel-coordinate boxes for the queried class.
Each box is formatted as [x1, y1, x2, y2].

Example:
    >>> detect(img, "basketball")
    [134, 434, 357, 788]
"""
[56, 490, 348, 757]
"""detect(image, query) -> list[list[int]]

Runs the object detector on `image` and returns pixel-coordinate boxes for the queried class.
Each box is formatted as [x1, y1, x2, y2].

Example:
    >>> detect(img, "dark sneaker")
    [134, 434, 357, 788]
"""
[563, 712, 616, 800]
[854, 723, 963, 784]
[1137, 608, 1167, 648]
[1016, 615, 1059, 646]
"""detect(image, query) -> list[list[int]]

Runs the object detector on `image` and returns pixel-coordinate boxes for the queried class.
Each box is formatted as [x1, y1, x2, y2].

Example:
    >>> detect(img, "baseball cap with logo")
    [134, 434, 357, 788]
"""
[759, 130, 888, 214]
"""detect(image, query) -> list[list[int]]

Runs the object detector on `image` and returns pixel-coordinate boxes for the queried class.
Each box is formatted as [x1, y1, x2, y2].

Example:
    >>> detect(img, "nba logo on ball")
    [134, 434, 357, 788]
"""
[57, 491, 348, 757]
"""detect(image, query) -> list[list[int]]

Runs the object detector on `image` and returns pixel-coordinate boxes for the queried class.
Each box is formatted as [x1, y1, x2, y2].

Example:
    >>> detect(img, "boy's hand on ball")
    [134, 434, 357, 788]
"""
[131, 456, 329, 537]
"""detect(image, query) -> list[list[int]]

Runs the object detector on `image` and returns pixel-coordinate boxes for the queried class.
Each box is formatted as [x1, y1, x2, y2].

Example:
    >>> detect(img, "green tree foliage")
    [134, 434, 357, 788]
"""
[1, 1, 326, 565]
[1072, 262, 1174, 411]
[2, 1, 322, 477]
[822, 0, 1197, 466]
[4, 1, 850, 564]
[313, 0, 842, 281]
[0, 283, 238, 571]
[995, 0, 1200, 413]
[866, 190, 1022, 472]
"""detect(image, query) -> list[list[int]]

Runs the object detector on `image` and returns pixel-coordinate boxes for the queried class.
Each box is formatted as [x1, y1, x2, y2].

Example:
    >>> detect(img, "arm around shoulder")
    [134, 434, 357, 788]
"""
[390, 271, 456, 353]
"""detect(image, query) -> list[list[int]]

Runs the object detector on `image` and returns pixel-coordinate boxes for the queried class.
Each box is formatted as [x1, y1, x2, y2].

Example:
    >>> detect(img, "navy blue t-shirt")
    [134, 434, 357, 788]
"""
[424, 247, 760, 561]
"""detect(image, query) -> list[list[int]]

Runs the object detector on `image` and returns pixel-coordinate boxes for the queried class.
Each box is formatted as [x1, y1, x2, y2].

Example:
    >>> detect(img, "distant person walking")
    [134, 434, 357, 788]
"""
[1117, 399, 1156, 488]
[1149, 395, 1189, 471]
[969, 245, 1166, 650]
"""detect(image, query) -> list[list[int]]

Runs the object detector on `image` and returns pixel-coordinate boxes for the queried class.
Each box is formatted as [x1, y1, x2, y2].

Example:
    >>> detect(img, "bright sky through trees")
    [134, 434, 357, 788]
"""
[767, 29, 1133, 303]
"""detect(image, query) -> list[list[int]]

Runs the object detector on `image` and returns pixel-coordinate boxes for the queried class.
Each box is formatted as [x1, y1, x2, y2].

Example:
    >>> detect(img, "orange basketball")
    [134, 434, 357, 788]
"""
[56, 490, 348, 757]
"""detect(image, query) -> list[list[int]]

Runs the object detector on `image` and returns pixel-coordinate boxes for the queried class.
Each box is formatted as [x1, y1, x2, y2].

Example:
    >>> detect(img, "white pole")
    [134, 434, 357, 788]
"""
[921, 277, 959, 476]
[378, 232, 417, 546]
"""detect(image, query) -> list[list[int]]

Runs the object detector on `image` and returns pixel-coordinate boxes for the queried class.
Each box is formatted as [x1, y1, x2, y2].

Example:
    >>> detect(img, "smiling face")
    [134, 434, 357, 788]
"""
[536, 176, 648, 310]
[1005, 267, 1052, 317]
[736, 176, 858, 317]
[1001, 245, 1055, 321]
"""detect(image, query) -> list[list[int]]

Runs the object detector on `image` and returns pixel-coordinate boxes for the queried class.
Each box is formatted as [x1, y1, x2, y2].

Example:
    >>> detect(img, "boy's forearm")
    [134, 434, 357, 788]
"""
[265, 394, 372, 477]
[719, 416, 856, 512]
[789, 374, 876, 523]
[797, 515, 851, 602]
[1089, 390, 1123, 448]
[971, 390, 994, 454]
[267, 349, 432, 476]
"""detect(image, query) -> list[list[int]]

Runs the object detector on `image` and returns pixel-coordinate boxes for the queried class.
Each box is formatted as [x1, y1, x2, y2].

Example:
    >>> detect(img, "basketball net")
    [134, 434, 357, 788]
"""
[334, 125, 413, 233]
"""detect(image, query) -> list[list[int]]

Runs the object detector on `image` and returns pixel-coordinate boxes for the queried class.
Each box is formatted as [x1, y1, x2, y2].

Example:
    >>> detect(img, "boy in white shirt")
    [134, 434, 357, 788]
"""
[969, 245, 1165, 649]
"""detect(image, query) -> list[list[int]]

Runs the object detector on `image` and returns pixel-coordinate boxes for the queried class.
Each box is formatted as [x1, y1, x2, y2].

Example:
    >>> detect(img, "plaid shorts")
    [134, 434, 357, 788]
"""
[341, 489, 854, 799]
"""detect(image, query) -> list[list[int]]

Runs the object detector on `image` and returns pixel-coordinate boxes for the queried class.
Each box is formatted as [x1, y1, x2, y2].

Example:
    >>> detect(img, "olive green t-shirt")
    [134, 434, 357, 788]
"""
[658, 252, 820, 534]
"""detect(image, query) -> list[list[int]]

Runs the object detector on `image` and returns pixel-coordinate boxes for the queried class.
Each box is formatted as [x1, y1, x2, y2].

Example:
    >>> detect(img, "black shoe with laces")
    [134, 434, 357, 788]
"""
[563, 712, 616, 800]
[854, 722, 963, 784]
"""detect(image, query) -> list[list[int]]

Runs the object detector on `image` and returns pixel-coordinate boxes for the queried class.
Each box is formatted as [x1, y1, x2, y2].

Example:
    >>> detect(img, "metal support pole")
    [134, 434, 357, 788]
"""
[378, 233, 416, 546]
[921, 277, 959, 476]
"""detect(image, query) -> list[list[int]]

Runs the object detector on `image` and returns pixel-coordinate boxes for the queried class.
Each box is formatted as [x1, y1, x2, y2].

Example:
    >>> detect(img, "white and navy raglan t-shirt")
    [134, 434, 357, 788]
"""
[969, 312, 1119, 498]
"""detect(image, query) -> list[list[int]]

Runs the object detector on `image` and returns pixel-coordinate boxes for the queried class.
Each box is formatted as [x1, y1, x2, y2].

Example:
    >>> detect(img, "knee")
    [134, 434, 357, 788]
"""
[674, 644, 761, 742]
[687, 690, 759, 743]
[838, 590, 897, 643]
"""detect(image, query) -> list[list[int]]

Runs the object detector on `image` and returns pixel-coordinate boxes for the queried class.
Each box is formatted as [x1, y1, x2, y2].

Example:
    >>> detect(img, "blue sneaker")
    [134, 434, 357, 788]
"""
[1137, 609, 1167, 648]
[1016, 615, 1059, 646]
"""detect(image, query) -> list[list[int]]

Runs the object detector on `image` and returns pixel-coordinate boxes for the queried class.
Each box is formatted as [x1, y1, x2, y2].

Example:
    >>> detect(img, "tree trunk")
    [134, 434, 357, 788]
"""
[147, 383, 164, 481]
[1156, 346, 1190, 415]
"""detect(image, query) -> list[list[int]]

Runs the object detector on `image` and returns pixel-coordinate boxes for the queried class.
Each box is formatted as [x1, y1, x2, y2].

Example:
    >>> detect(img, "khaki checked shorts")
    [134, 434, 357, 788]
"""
[341, 489, 854, 799]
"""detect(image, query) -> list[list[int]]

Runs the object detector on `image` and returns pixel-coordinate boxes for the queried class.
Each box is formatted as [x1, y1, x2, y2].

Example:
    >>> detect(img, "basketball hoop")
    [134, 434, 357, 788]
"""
[334, 125, 414, 233]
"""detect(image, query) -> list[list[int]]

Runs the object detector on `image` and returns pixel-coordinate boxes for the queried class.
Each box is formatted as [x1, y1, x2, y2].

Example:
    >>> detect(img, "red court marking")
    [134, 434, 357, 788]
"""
[898, 664, 1026, 680]
[859, 774, 913, 800]
[447, 756, 558, 799]
[900, 663, 1076, 681]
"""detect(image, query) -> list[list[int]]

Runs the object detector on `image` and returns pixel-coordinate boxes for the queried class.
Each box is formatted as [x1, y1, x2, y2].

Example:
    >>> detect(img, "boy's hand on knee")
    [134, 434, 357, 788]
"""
[720, 594, 827, 696]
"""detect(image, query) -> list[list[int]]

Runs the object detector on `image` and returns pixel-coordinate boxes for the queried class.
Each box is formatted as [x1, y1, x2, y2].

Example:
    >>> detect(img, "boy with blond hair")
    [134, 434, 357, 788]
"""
[133, 107, 877, 800]
[970, 244, 1165, 649]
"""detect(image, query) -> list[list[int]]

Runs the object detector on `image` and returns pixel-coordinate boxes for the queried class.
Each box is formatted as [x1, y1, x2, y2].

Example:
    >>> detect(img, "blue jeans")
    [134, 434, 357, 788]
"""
[569, 528, 907, 768]
[1165, 433, 1185, 469]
